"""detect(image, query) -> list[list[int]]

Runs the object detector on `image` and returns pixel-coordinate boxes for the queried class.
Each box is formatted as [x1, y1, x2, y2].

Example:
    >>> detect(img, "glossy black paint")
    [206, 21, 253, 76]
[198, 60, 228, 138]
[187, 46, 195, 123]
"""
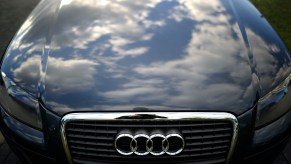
[1, 0, 291, 163]
[1, 0, 291, 116]
[253, 111, 291, 147]
[1, 101, 291, 163]
[0, 107, 44, 147]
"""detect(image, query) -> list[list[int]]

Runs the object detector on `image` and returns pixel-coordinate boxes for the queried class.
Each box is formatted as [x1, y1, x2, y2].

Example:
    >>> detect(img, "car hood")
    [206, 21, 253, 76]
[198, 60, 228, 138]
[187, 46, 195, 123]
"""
[2, 0, 291, 116]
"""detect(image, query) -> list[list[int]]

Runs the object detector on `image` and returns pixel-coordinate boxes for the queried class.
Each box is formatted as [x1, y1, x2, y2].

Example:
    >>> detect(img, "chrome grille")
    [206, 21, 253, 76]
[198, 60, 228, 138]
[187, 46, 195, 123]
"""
[61, 112, 238, 164]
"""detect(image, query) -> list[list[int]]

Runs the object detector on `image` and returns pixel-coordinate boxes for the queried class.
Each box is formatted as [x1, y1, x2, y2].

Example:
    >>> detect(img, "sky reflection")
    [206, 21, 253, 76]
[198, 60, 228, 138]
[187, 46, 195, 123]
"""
[1, 0, 290, 115]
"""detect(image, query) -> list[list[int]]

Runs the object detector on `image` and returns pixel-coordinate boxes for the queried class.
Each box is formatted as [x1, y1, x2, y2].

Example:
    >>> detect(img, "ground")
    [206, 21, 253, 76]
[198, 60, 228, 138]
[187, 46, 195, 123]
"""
[0, 0, 290, 163]
[252, 0, 291, 51]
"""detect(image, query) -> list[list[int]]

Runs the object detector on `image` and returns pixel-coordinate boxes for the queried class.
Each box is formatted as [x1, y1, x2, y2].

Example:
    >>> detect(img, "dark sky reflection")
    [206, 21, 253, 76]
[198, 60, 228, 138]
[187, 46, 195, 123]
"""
[1, 0, 291, 115]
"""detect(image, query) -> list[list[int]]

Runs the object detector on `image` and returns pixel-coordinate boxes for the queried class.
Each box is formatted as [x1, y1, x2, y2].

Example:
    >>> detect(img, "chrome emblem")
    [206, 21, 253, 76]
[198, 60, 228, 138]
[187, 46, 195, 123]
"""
[114, 131, 185, 156]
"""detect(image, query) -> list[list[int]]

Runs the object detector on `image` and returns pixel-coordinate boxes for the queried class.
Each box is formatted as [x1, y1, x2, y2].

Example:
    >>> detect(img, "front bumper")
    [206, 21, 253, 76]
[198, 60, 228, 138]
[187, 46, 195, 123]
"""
[0, 105, 290, 164]
[229, 107, 291, 163]
[0, 106, 59, 163]
[242, 110, 291, 163]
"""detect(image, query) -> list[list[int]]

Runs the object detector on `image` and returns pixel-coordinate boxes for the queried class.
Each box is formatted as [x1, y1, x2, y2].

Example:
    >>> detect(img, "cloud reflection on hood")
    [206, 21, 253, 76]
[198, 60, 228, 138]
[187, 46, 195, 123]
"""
[45, 57, 98, 93]
[1, 0, 290, 115]
[42, 0, 258, 113]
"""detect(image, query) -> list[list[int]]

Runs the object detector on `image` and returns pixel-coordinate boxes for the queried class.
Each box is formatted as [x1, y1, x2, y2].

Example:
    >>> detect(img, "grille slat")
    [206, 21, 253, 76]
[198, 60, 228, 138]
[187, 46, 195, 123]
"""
[187, 139, 229, 146]
[71, 149, 228, 159]
[70, 144, 229, 154]
[68, 122, 230, 128]
[185, 133, 232, 140]
[73, 157, 226, 164]
[183, 145, 229, 153]
[181, 127, 232, 133]
[67, 134, 114, 141]
[70, 146, 116, 153]
[68, 139, 113, 147]
[64, 115, 235, 164]
[66, 128, 117, 134]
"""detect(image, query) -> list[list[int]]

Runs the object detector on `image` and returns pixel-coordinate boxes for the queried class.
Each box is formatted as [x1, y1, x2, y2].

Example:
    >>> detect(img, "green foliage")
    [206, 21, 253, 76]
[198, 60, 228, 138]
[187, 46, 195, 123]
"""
[252, 0, 291, 51]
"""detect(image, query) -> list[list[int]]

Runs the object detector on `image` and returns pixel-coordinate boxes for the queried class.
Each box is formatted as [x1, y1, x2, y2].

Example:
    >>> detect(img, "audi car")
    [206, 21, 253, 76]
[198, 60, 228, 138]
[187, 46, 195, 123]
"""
[0, 0, 291, 163]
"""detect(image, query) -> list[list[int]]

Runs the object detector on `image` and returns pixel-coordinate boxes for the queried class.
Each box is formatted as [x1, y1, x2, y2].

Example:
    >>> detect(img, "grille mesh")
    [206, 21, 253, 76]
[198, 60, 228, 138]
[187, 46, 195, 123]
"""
[64, 119, 234, 164]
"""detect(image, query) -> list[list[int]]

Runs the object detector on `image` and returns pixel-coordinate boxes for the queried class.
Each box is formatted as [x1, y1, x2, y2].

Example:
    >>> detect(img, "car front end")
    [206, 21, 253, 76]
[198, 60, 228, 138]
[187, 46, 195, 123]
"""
[0, 0, 291, 163]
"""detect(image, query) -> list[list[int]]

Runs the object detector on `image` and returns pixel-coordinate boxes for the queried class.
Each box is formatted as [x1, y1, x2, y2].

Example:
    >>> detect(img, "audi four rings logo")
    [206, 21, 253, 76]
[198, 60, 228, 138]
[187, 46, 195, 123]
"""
[114, 131, 185, 156]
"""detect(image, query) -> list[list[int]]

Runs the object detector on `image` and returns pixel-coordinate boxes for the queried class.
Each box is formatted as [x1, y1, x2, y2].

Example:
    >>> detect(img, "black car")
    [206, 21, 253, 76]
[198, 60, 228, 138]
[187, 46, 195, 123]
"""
[0, 0, 291, 163]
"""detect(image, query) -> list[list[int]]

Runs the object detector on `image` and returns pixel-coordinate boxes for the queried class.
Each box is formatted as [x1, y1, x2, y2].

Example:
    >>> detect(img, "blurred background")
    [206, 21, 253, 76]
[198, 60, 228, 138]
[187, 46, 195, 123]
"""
[0, 0, 290, 163]
[252, 0, 291, 51]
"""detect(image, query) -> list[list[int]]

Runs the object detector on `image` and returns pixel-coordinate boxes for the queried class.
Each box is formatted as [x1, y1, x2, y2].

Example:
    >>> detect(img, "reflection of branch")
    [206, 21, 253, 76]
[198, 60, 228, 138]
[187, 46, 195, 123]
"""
[117, 113, 167, 119]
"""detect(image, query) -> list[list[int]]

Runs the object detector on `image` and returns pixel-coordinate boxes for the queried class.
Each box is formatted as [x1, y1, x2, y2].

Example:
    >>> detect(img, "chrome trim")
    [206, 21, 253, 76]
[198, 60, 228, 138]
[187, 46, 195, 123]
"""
[149, 134, 166, 156]
[258, 73, 291, 103]
[115, 134, 135, 156]
[61, 112, 238, 164]
[256, 73, 291, 127]
[133, 134, 150, 156]
[114, 132, 184, 156]
[165, 133, 185, 156]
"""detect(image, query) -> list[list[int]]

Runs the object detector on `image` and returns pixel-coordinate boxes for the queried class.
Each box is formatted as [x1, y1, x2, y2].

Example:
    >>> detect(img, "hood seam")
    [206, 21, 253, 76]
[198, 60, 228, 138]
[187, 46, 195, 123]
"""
[38, 0, 63, 105]
[228, 0, 262, 98]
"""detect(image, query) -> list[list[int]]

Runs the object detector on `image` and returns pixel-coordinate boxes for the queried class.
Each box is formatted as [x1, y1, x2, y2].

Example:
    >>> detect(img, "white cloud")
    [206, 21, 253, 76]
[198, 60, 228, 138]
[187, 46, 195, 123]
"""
[45, 57, 98, 93]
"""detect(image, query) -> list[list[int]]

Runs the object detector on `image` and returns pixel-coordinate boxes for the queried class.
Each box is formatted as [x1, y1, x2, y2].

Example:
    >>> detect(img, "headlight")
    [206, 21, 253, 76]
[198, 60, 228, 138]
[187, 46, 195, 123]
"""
[256, 74, 291, 128]
[0, 71, 42, 130]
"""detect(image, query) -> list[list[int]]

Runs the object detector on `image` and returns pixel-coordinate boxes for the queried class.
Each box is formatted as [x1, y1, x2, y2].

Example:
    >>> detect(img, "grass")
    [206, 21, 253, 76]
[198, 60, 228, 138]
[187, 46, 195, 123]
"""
[252, 0, 291, 51]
